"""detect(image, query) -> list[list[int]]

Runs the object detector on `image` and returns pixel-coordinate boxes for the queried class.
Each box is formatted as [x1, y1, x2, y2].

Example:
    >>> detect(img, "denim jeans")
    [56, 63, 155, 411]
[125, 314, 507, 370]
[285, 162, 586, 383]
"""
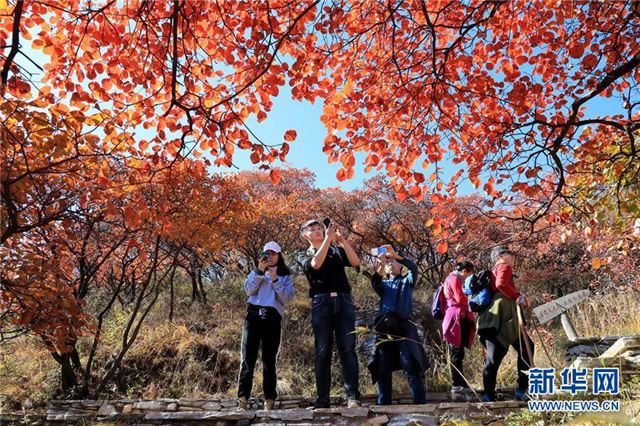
[311, 293, 360, 406]
[377, 340, 427, 405]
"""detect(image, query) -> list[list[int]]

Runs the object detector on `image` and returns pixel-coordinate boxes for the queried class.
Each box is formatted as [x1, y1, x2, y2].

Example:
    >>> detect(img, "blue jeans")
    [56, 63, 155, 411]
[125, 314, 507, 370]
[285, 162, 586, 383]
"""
[377, 340, 426, 405]
[311, 293, 360, 406]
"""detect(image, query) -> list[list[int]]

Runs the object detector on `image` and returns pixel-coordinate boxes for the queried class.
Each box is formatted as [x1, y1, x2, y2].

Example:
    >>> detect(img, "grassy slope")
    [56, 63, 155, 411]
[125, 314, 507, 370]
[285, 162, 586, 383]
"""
[1, 271, 639, 412]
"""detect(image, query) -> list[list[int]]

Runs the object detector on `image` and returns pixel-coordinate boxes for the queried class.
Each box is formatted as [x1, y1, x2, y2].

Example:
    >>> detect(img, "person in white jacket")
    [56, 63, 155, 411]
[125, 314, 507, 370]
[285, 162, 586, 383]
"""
[237, 241, 294, 410]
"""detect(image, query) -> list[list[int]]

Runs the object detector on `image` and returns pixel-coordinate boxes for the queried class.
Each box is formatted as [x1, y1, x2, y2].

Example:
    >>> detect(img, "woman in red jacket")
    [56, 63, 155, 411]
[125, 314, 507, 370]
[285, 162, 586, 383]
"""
[442, 261, 476, 395]
[479, 246, 535, 402]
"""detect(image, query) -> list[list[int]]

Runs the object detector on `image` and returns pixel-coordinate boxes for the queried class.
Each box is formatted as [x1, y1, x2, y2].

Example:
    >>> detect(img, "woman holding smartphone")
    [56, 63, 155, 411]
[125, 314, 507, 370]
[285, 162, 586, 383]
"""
[237, 241, 294, 410]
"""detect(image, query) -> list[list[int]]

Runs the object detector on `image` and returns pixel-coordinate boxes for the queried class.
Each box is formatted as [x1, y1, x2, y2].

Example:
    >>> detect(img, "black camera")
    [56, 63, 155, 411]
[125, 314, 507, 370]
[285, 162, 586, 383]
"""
[322, 217, 331, 228]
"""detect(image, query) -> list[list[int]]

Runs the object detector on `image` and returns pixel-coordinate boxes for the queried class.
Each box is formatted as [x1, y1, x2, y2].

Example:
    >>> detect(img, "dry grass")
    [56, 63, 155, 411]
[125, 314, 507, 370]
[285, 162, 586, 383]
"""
[1, 278, 639, 411]
[571, 292, 640, 338]
[0, 335, 59, 410]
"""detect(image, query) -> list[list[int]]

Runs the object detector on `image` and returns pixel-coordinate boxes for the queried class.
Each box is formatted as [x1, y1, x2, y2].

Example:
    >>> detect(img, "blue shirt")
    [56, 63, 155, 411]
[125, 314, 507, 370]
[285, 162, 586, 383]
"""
[371, 258, 418, 319]
[244, 270, 294, 317]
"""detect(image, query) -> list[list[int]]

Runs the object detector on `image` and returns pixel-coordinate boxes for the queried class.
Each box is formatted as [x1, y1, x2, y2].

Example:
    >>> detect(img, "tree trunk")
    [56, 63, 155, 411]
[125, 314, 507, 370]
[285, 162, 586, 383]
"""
[190, 270, 201, 302]
[197, 269, 206, 304]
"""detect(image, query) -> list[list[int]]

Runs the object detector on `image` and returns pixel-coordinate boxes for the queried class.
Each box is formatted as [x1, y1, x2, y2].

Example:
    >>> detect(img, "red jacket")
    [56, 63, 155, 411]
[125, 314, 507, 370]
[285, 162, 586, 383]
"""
[491, 263, 519, 301]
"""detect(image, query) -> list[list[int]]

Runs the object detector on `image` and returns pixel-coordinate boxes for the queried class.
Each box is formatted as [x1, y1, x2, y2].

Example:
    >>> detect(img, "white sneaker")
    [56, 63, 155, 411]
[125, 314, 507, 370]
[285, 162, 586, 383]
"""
[346, 398, 361, 408]
[451, 386, 466, 393]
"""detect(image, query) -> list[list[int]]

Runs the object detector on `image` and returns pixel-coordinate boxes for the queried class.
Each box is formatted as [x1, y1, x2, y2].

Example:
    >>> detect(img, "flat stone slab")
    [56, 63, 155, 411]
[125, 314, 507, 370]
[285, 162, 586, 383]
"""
[201, 401, 222, 410]
[369, 404, 437, 414]
[365, 414, 390, 425]
[46, 413, 92, 421]
[479, 401, 526, 409]
[255, 408, 314, 421]
[133, 400, 168, 411]
[313, 406, 370, 417]
[144, 410, 255, 421]
[388, 413, 439, 426]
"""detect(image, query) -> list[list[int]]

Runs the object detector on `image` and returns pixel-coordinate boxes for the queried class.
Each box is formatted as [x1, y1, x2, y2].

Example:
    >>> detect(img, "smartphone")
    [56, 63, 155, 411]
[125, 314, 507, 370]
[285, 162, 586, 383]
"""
[370, 246, 388, 256]
[322, 217, 331, 228]
[260, 251, 270, 261]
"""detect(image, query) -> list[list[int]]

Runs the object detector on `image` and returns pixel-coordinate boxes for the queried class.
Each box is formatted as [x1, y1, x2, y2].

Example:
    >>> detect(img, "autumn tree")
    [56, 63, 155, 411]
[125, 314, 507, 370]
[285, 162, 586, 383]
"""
[5, 0, 638, 232]
[228, 168, 318, 270]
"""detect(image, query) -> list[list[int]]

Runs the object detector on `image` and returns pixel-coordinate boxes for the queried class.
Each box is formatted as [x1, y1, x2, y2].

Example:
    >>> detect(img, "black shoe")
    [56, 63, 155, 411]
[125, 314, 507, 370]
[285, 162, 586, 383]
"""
[481, 393, 493, 403]
[314, 400, 330, 409]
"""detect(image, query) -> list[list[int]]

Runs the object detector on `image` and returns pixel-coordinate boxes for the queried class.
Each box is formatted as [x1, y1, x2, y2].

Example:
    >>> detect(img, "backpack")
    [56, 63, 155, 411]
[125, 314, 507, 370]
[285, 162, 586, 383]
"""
[463, 270, 493, 313]
[431, 285, 447, 320]
[373, 311, 404, 337]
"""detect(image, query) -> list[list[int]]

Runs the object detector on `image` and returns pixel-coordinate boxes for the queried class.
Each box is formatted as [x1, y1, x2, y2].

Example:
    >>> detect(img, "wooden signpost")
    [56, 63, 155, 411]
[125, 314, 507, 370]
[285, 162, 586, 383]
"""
[532, 289, 590, 341]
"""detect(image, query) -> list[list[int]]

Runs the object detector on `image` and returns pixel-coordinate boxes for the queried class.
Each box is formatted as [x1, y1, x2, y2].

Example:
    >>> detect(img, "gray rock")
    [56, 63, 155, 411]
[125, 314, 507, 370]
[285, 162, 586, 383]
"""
[122, 404, 133, 414]
[479, 401, 524, 409]
[255, 408, 314, 421]
[313, 407, 344, 415]
[97, 403, 118, 416]
[115, 398, 137, 404]
[80, 400, 105, 408]
[312, 406, 369, 417]
[221, 399, 239, 408]
[340, 407, 370, 417]
[46, 413, 88, 422]
[388, 414, 439, 426]
[201, 401, 222, 410]
[178, 406, 203, 411]
[166, 402, 178, 411]
[370, 404, 437, 414]
[144, 410, 255, 421]
[365, 415, 390, 425]
[178, 398, 207, 407]
[133, 400, 167, 411]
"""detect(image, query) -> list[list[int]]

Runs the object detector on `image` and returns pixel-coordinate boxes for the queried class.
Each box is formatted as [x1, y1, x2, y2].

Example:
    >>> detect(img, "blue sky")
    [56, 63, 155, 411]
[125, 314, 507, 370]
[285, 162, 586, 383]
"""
[193, 89, 379, 190]
[212, 84, 371, 190]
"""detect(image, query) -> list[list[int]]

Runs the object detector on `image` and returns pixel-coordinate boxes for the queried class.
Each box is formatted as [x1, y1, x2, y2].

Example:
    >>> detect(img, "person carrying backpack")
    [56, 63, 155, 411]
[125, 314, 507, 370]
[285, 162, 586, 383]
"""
[442, 261, 476, 395]
[477, 246, 534, 402]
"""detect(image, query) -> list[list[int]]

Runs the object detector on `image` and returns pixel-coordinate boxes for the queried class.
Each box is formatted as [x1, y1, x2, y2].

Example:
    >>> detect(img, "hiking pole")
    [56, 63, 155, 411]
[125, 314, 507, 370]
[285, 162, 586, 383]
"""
[517, 304, 535, 368]
[526, 307, 559, 370]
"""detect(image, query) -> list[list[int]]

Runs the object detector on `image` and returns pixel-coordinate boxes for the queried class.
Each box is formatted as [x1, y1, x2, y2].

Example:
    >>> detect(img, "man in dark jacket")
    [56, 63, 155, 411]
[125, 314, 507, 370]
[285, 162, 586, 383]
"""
[368, 245, 428, 405]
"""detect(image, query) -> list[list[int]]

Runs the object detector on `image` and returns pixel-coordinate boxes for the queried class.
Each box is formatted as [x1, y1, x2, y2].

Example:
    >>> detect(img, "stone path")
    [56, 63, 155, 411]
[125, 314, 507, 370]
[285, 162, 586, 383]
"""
[1, 393, 528, 425]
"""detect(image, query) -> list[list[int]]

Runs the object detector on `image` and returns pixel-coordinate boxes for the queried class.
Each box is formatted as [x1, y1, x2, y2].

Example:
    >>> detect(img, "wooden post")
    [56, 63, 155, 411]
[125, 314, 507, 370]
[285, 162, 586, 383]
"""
[560, 312, 579, 342]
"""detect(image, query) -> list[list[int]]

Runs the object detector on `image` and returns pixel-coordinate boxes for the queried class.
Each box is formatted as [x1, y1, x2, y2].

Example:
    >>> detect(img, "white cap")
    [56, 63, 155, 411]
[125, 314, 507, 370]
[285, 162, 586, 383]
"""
[263, 241, 282, 253]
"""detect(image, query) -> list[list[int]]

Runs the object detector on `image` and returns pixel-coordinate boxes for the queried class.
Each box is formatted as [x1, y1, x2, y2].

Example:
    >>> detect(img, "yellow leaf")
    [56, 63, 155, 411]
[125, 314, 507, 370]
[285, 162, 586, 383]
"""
[591, 258, 602, 270]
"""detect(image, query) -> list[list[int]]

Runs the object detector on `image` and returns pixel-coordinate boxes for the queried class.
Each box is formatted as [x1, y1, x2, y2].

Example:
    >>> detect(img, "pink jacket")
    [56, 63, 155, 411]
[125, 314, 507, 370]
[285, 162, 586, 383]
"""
[441, 272, 476, 348]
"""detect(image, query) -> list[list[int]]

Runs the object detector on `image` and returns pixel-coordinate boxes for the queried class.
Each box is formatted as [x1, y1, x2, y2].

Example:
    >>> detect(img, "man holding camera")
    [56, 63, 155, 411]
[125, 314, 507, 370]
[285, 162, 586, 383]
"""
[298, 218, 361, 408]
[368, 245, 427, 405]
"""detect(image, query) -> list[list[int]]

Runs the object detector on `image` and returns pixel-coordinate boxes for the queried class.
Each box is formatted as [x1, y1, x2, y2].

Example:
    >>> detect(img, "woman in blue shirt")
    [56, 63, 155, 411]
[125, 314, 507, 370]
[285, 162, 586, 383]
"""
[367, 245, 428, 405]
[237, 241, 294, 410]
